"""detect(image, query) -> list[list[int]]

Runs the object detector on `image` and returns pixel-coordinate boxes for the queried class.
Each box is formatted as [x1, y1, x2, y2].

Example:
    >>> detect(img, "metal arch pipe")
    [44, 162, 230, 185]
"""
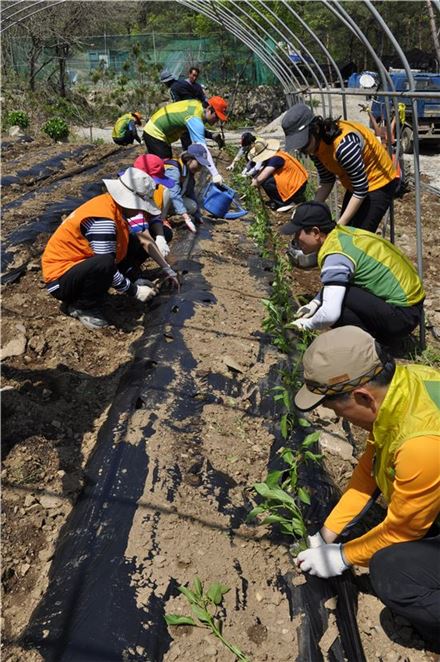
[279, 0, 347, 119]
[248, 0, 330, 115]
[234, 1, 313, 99]
[181, 0, 293, 90]
[363, 0, 425, 345]
[204, 0, 298, 90]
[1, 0, 67, 33]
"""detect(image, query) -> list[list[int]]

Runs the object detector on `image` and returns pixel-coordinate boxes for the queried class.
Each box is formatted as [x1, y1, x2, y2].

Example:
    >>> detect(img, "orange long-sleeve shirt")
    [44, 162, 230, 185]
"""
[324, 435, 440, 566]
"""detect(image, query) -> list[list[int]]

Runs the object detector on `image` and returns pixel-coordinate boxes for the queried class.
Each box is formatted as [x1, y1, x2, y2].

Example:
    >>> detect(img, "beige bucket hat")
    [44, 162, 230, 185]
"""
[103, 167, 160, 214]
[248, 138, 281, 163]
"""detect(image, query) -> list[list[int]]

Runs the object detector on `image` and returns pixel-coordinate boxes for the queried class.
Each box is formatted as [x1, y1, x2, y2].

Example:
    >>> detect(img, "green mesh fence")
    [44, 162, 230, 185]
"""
[8, 32, 277, 86]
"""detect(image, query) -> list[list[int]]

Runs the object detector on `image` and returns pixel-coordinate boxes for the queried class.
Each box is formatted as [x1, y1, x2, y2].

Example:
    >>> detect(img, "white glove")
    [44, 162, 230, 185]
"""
[226, 164, 235, 171]
[296, 544, 349, 578]
[182, 214, 197, 233]
[162, 266, 180, 290]
[212, 174, 223, 185]
[155, 235, 170, 258]
[307, 531, 326, 548]
[295, 300, 320, 319]
[135, 284, 157, 303]
[286, 317, 308, 331]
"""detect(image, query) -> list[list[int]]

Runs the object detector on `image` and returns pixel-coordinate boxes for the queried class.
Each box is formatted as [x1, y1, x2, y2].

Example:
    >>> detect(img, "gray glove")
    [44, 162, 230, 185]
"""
[135, 284, 156, 302]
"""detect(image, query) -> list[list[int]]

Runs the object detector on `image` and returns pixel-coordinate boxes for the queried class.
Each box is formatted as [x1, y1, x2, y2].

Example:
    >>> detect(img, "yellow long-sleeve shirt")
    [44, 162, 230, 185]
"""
[324, 435, 440, 566]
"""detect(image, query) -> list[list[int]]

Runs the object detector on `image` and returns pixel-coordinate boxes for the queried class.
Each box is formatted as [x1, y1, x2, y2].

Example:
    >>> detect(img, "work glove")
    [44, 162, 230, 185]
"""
[296, 544, 349, 578]
[212, 132, 225, 149]
[212, 173, 223, 185]
[286, 317, 309, 332]
[155, 235, 170, 258]
[295, 299, 320, 319]
[135, 284, 157, 303]
[161, 265, 180, 290]
[226, 163, 236, 171]
[182, 213, 197, 233]
[307, 531, 326, 548]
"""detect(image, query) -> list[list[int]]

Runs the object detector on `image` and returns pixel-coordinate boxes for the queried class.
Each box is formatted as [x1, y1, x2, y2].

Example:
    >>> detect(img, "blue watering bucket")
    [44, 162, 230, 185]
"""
[202, 182, 248, 220]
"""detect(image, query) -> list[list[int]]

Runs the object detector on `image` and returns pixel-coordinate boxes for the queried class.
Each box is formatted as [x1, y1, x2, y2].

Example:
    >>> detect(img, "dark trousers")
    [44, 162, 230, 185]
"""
[369, 535, 440, 651]
[180, 129, 191, 151]
[261, 178, 307, 208]
[333, 286, 423, 344]
[51, 254, 116, 309]
[142, 132, 172, 159]
[341, 178, 399, 232]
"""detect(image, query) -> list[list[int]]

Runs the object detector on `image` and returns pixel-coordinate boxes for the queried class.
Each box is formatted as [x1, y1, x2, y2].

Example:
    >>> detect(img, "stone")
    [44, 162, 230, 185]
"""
[19, 563, 31, 576]
[38, 494, 64, 509]
[24, 494, 36, 508]
[38, 548, 54, 562]
[8, 125, 24, 137]
[1, 334, 27, 360]
[319, 431, 353, 462]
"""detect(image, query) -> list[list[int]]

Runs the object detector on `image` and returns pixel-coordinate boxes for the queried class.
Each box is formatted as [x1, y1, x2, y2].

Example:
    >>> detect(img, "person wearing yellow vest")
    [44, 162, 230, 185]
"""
[282, 104, 399, 232]
[247, 137, 308, 212]
[41, 168, 177, 330]
[293, 326, 440, 652]
[112, 112, 142, 146]
[282, 202, 424, 344]
[142, 97, 228, 184]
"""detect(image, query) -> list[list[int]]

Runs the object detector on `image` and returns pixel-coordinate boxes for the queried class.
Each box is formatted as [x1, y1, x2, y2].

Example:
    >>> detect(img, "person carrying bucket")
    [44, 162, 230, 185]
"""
[112, 112, 143, 146]
[293, 326, 440, 654]
[248, 137, 309, 212]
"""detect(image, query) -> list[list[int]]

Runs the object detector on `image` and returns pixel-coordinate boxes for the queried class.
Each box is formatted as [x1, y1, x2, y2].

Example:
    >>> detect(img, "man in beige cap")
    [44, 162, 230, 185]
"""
[294, 326, 440, 652]
[42, 168, 175, 330]
[248, 137, 308, 212]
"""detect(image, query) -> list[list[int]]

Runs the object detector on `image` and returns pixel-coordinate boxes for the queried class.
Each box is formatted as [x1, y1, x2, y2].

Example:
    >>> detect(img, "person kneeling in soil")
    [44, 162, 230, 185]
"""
[41, 168, 177, 330]
[112, 112, 143, 146]
[283, 201, 424, 346]
[163, 143, 211, 233]
[248, 138, 308, 212]
[294, 326, 440, 652]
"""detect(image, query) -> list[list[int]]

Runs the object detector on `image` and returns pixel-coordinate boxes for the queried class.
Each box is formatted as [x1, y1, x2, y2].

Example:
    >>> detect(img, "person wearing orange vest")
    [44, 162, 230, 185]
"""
[41, 168, 177, 330]
[247, 138, 308, 213]
[293, 326, 440, 652]
[282, 104, 399, 232]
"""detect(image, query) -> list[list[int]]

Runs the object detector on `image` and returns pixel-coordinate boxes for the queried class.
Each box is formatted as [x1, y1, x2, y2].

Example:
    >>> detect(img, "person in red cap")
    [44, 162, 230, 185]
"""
[112, 112, 143, 146]
[142, 96, 228, 184]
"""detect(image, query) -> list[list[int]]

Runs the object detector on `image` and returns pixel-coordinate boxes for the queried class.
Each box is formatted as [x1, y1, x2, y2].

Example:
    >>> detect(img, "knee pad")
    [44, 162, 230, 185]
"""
[183, 197, 198, 216]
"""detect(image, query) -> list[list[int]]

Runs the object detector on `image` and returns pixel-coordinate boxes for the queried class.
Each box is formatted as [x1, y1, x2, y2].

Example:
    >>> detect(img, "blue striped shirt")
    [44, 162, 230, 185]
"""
[81, 217, 132, 292]
[312, 132, 369, 198]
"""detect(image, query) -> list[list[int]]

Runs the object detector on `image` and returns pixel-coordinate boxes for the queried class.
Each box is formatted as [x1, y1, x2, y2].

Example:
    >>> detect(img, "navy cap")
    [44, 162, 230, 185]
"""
[187, 143, 210, 167]
[280, 202, 335, 235]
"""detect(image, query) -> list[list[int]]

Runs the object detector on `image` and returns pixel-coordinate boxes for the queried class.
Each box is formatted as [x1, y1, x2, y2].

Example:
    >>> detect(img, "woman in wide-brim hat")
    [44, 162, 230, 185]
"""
[248, 138, 309, 213]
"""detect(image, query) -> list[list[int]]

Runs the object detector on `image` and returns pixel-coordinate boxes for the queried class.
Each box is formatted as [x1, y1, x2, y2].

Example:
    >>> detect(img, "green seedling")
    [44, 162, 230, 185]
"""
[247, 434, 322, 550]
[165, 578, 251, 661]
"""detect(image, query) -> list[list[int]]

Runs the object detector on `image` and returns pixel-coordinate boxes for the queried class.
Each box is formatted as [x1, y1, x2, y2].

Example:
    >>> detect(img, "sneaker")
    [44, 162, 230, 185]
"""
[184, 217, 197, 233]
[67, 305, 108, 330]
[276, 203, 296, 213]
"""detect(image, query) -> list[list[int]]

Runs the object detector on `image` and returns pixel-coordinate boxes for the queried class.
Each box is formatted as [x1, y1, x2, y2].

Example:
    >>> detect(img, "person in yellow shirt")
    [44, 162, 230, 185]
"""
[294, 326, 440, 652]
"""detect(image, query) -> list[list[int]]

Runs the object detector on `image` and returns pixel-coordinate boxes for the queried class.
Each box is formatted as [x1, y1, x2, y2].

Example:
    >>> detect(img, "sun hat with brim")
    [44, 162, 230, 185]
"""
[248, 138, 280, 163]
[160, 69, 175, 83]
[103, 167, 160, 214]
[282, 104, 315, 152]
[280, 201, 335, 235]
[133, 154, 175, 188]
[187, 143, 210, 167]
[294, 326, 384, 411]
[208, 96, 228, 121]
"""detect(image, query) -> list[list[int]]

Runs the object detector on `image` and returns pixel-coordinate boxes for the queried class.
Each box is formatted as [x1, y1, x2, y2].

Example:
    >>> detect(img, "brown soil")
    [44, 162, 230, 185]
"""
[1, 135, 439, 662]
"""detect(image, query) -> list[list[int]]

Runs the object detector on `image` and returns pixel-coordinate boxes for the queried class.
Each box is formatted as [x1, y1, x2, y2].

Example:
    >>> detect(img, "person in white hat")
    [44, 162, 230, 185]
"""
[248, 137, 308, 212]
[41, 168, 176, 330]
[294, 326, 440, 652]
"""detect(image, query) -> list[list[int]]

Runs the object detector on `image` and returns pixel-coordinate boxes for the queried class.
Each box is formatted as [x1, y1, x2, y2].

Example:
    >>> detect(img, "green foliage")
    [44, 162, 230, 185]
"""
[165, 578, 251, 661]
[42, 117, 69, 141]
[5, 110, 29, 129]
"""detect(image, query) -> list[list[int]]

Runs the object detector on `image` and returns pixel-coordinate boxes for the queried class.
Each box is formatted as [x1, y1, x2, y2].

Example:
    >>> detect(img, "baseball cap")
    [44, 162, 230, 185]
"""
[187, 143, 210, 167]
[132, 154, 174, 188]
[295, 326, 385, 411]
[208, 96, 228, 122]
[282, 103, 315, 152]
[103, 168, 160, 215]
[280, 202, 335, 235]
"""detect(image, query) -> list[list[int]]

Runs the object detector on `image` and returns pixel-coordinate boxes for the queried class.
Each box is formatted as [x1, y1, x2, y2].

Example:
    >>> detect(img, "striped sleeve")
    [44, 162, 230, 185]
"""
[310, 155, 336, 185]
[81, 217, 133, 294]
[335, 133, 368, 198]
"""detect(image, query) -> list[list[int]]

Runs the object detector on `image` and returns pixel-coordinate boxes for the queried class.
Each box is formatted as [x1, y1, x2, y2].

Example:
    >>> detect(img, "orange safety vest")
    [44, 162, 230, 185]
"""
[42, 193, 130, 283]
[272, 150, 308, 202]
[315, 120, 397, 192]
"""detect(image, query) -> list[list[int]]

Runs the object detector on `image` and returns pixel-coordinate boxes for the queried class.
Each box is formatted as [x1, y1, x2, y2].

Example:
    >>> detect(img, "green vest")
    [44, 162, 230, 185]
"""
[112, 113, 132, 139]
[143, 99, 204, 144]
[372, 364, 440, 502]
[318, 226, 425, 307]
